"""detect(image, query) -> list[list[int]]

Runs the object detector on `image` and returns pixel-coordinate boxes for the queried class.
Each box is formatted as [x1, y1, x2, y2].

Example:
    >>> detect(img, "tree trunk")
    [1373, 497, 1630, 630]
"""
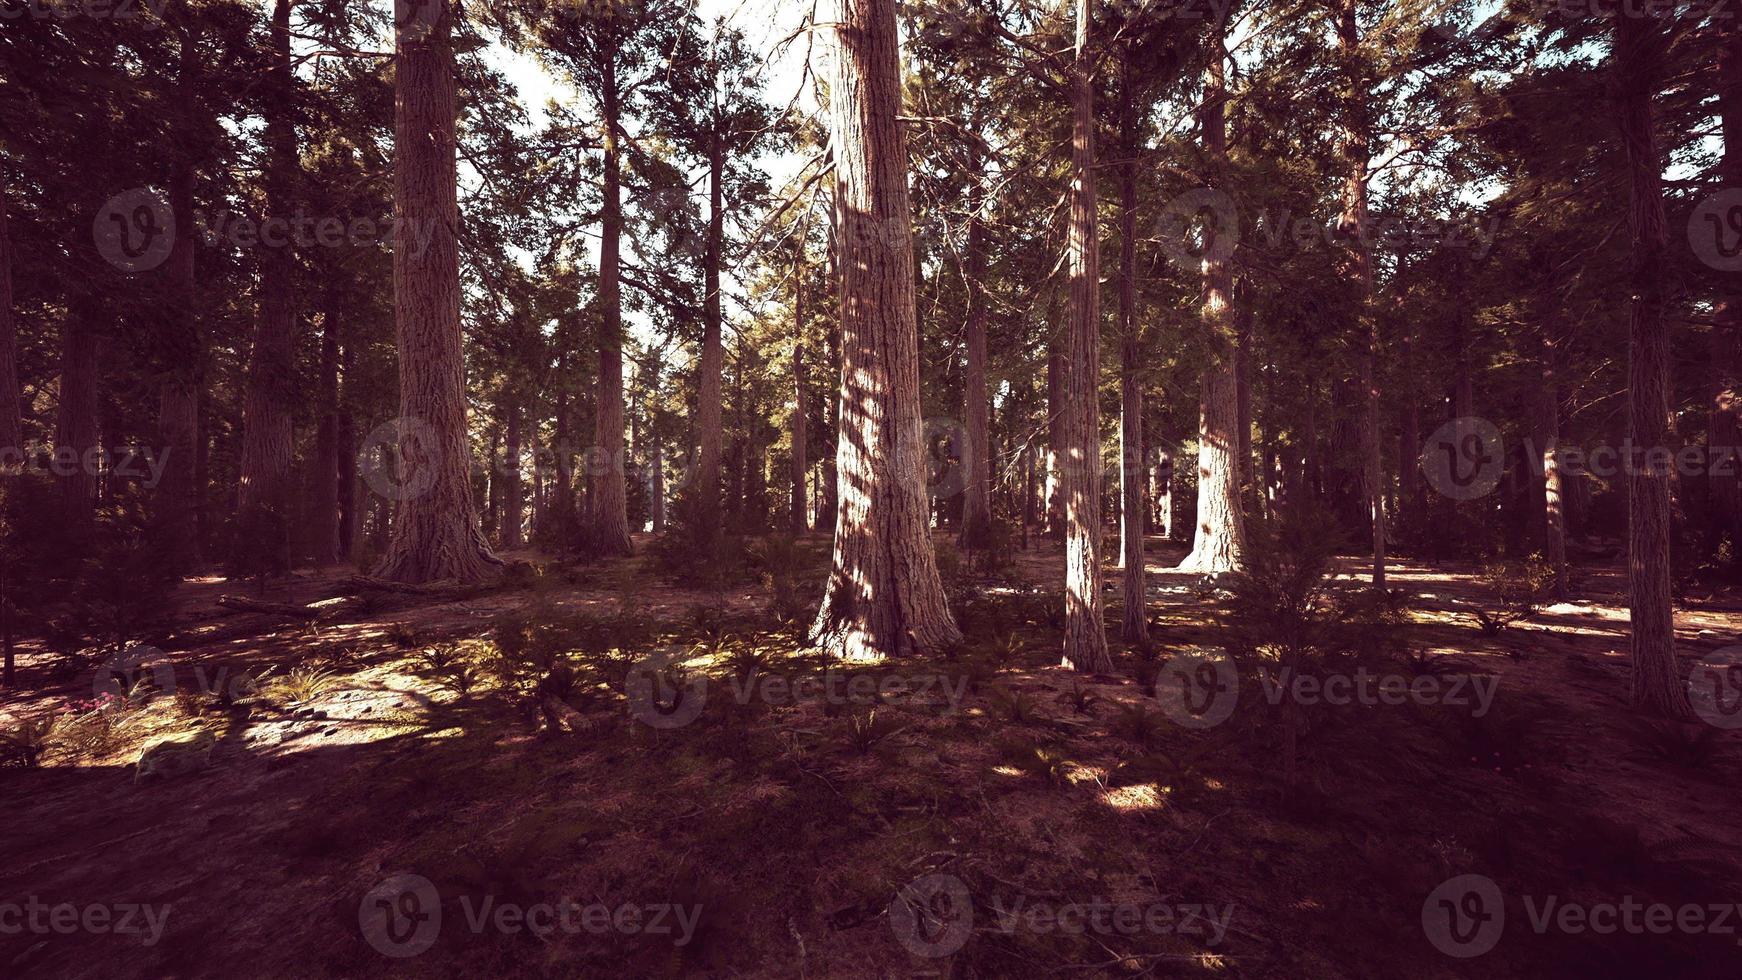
[959, 135, 992, 549]
[1534, 327, 1569, 598]
[695, 128, 727, 536]
[650, 440, 666, 531]
[337, 337, 358, 560]
[1615, 11, 1692, 719]
[811, 0, 961, 661]
[56, 297, 100, 527]
[0, 185, 20, 456]
[1338, 0, 1386, 587]
[791, 254, 810, 534]
[156, 87, 203, 569]
[589, 38, 634, 556]
[309, 296, 341, 565]
[1179, 11, 1245, 575]
[1058, 0, 1112, 673]
[1116, 66, 1147, 645]
[237, 0, 298, 559]
[502, 400, 523, 549]
[1045, 344, 1064, 538]
[371, 0, 501, 584]
[1711, 20, 1742, 550]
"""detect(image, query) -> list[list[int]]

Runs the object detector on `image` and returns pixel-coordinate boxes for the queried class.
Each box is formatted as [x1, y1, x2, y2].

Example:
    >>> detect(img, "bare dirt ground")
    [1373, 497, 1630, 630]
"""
[2, 534, 1739, 979]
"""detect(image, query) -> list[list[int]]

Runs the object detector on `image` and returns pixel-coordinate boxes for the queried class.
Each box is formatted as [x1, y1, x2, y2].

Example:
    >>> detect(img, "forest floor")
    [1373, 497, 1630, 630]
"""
[2, 534, 1741, 979]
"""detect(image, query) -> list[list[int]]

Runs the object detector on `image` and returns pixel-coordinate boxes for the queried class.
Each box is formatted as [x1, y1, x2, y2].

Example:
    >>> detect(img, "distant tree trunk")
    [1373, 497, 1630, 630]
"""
[1235, 287, 1254, 500]
[552, 383, 574, 539]
[650, 440, 666, 531]
[1116, 66, 1147, 645]
[237, 0, 298, 558]
[589, 37, 633, 556]
[1059, 0, 1112, 673]
[0, 185, 21, 456]
[1151, 447, 1174, 541]
[309, 298, 341, 565]
[960, 136, 992, 549]
[1711, 21, 1742, 547]
[1338, 0, 1385, 587]
[502, 401, 523, 549]
[1534, 327, 1568, 598]
[1179, 11, 1245, 574]
[695, 125, 727, 537]
[56, 298, 100, 526]
[337, 338, 358, 560]
[1615, 11, 1692, 719]
[372, 0, 501, 584]
[791, 258, 810, 534]
[1045, 345, 1064, 537]
[811, 0, 961, 660]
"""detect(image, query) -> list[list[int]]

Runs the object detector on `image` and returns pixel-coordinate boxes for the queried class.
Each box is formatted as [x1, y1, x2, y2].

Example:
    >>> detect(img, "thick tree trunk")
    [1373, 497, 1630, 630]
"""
[1711, 21, 1742, 548]
[1116, 69, 1147, 645]
[695, 131, 727, 536]
[811, 0, 961, 660]
[237, 0, 298, 556]
[371, 0, 501, 584]
[1338, 0, 1386, 587]
[589, 40, 634, 555]
[156, 103, 202, 569]
[1615, 12, 1692, 719]
[1179, 12, 1245, 575]
[0, 186, 20, 456]
[502, 401, 523, 549]
[1059, 0, 1112, 673]
[791, 258, 810, 534]
[959, 136, 992, 549]
[1534, 327, 1569, 598]
[650, 440, 666, 531]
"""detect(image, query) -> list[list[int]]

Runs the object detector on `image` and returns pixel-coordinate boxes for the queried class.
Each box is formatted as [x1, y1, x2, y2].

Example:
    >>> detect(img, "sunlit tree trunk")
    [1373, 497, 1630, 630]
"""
[791, 255, 810, 533]
[1534, 326, 1568, 598]
[1615, 11, 1692, 719]
[1337, 0, 1385, 587]
[811, 0, 960, 660]
[237, 0, 298, 558]
[1179, 10, 1245, 574]
[1045, 344, 1064, 537]
[586, 35, 633, 555]
[309, 295, 341, 565]
[372, 0, 501, 584]
[1116, 65, 1147, 645]
[1059, 0, 1112, 672]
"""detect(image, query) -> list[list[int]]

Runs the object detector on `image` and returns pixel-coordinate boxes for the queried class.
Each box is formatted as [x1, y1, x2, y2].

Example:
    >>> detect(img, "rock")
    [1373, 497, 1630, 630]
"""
[136, 729, 218, 784]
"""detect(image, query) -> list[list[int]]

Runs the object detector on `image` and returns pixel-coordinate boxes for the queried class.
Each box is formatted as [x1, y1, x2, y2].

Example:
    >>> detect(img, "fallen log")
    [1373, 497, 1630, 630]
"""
[217, 594, 364, 622]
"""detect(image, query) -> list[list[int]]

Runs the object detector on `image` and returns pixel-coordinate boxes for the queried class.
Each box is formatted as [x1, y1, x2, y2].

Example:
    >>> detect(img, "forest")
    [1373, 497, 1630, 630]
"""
[2, 0, 1742, 976]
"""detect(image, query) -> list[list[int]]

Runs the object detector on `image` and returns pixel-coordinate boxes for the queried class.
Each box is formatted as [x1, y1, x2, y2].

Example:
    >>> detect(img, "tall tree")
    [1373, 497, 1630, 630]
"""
[1614, 10, 1691, 719]
[1059, 0, 1112, 673]
[1116, 53, 1147, 645]
[372, 0, 502, 584]
[810, 0, 961, 660]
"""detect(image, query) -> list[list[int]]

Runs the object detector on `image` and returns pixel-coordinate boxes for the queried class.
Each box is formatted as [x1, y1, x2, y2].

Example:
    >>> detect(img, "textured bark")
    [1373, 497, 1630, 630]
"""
[1337, 0, 1386, 587]
[1615, 12, 1692, 719]
[959, 137, 992, 548]
[791, 259, 810, 533]
[237, 0, 298, 552]
[1044, 345, 1064, 537]
[502, 401, 523, 549]
[1179, 12, 1245, 575]
[309, 299, 341, 565]
[1711, 21, 1742, 545]
[156, 111, 202, 569]
[1116, 69, 1147, 645]
[371, 0, 501, 584]
[55, 298, 101, 526]
[811, 0, 961, 660]
[588, 38, 634, 555]
[1059, 0, 1112, 673]
[337, 338, 358, 559]
[695, 132, 727, 534]
[0, 185, 20, 455]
